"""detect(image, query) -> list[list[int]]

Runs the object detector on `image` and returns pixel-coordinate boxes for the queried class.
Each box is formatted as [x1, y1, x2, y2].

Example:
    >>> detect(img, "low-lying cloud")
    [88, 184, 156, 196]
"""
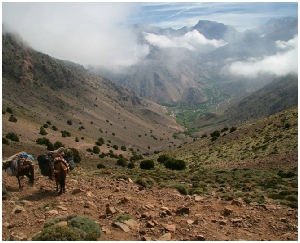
[2, 3, 149, 68]
[227, 35, 298, 77]
[144, 30, 227, 52]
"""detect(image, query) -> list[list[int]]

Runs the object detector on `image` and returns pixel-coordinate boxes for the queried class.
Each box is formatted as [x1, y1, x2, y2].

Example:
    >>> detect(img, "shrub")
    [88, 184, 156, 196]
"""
[33, 215, 101, 241]
[47, 143, 55, 151]
[230, 127, 237, 133]
[136, 177, 155, 188]
[164, 159, 186, 170]
[75, 137, 79, 142]
[61, 130, 71, 137]
[121, 145, 127, 151]
[67, 215, 101, 240]
[157, 154, 170, 164]
[46, 121, 52, 125]
[67, 120, 72, 125]
[115, 215, 131, 223]
[93, 146, 100, 154]
[43, 124, 49, 128]
[2, 137, 9, 145]
[97, 163, 106, 169]
[32, 225, 82, 241]
[40, 126, 48, 135]
[69, 148, 81, 163]
[140, 160, 154, 170]
[6, 132, 19, 142]
[8, 114, 17, 122]
[6, 107, 12, 113]
[210, 130, 220, 138]
[54, 141, 64, 149]
[52, 125, 58, 131]
[117, 158, 128, 167]
[36, 137, 51, 146]
[113, 145, 118, 150]
[127, 162, 135, 169]
[130, 154, 143, 161]
[166, 183, 188, 195]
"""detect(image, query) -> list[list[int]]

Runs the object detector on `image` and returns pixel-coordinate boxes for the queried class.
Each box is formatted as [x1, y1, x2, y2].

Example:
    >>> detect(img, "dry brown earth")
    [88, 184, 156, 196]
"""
[2, 165, 298, 241]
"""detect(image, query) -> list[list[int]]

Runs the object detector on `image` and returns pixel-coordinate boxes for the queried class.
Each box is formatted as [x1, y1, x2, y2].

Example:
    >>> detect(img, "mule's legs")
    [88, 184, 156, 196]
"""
[17, 176, 22, 190]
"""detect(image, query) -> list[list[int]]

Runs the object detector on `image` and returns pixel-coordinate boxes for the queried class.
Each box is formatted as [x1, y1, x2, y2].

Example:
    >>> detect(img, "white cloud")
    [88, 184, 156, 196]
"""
[227, 36, 298, 77]
[2, 3, 149, 68]
[144, 30, 227, 51]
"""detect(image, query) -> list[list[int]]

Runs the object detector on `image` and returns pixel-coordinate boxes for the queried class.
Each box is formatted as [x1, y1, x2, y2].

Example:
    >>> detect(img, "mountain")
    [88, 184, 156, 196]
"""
[223, 74, 298, 125]
[2, 32, 184, 156]
[95, 17, 298, 107]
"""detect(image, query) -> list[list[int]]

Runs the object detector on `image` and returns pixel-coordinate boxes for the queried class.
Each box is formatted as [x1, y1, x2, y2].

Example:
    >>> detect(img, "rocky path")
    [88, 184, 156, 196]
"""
[2, 167, 298, 241]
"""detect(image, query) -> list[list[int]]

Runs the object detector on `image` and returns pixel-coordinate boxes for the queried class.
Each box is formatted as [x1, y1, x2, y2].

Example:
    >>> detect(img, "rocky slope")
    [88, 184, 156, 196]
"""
[2, 166, 298, 241]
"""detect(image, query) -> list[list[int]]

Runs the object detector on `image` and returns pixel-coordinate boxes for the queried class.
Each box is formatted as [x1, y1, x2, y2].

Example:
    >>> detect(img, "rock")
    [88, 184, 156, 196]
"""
[194, 234, 205, 241]
[128, 178, 134, 183]
[146, 221, 155, 228]
[47, 210, 59, 215]
[224, 207, 234, 216]
[187, 220, 194, 225]
[55, 221, 68, 227]
[102, 227, 111, 235]
[12, 205, 25, 214]
[280, 218, 288, 223]
[106, 206, 117, 215]
[122, 196, 131, 203]
[231, 199, 243, 207]
[141, 236, 152, 241]
[165, 224, 176, 232]
[194, 196, 204, 202]
[217, 219, 228, 225]
[231, 218, 243, 223]
[72, 188, 83, 194]
[124, 219, 139, 230]
[262, 204, 277, 211]
[20, 200, 33, 206]
[84, 201, 97, 209]
[7, 232, 27, 241]
[112, 222, 130, 232]
[175, 206, 190, 215]
[56, 205, 68, 211]
[158, 233, 172, 241]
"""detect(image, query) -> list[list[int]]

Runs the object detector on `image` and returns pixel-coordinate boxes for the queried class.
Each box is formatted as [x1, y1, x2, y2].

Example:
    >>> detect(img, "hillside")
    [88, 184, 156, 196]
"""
[2, 32, 185, 156]
[2, 107, 298, 241]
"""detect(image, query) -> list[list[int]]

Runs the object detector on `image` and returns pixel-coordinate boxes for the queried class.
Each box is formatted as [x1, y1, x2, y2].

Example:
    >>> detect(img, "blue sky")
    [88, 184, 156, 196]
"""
[2, 2, 298, 67]
[129, 2, 298, 31]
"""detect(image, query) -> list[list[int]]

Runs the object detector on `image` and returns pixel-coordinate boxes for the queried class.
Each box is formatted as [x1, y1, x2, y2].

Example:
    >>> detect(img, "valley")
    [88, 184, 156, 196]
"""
[2, 14, 298, 241]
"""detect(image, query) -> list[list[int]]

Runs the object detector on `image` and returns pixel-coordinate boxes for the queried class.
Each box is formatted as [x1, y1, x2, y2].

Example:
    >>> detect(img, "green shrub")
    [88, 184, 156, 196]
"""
[157, 154, 170, 164]
[2, 137, 9, 145]
[33, 215, 101, 241]
[115, 215, 131, 223]
[67, 215, 101, 240]
[127, 162, 135, 169]
[52, 125, 58, 131]
[113, 145, 118, 150]
[130, 154, 143, 161]
[75, 137, 79, 142]
[168, 183, 188, 195]
[117, 158, 128, 167]
[36, 137, 51, 146]
[93, 146, 100, 154]
[136, 177, 155, 188]
[6, 107, 12, 113]
[8, 114, 17, 122]
[32, 225, 82, 241]
[61, 130, 71, 137]
[47, 143, 55, 151]
[54, 141, 64, 149]
[121, 145, 127, 151]
[140, 160, 154, 170]
[6, 132, 19, 142]
[97, 163, 106, 169]
[230, 127, 237, 133]
[164, 159, 186, 170]
[67, 120, 72, 125]
[40, 126, 48, 135]
[69, 148, 81, 163]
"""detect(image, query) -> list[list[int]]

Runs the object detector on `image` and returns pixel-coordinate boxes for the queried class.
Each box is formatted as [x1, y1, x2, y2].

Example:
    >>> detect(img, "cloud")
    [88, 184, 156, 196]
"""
[2, 2, 149, 68]
[227, 36, 298, 77]
[144, 30, 227, 51]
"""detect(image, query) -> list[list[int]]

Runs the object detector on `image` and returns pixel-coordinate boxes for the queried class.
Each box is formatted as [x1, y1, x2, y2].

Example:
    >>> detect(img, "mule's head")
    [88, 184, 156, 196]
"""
[2, 162, 11, 170]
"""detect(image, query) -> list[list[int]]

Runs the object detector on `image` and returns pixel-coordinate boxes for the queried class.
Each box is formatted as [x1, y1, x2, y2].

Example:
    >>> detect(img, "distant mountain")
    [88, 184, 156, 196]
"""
[95, 17, 297, 106]
[2, 32, 183, 154]
[223, 74, 298, 125]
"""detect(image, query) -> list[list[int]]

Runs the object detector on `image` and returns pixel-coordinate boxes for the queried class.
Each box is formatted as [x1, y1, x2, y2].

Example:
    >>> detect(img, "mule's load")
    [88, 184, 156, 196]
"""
[2, 152, 35, 189]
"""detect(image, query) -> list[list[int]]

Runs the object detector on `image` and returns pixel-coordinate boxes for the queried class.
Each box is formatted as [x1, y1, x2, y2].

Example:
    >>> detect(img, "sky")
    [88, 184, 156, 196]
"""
[2, 2, 298, 68]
